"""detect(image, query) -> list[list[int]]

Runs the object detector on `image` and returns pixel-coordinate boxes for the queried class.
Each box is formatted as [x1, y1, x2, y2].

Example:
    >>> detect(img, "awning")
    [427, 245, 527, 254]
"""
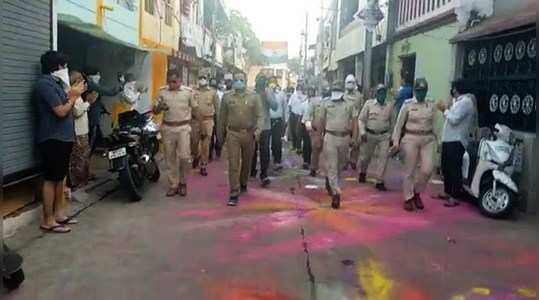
[450, 7, 535, 43]
[58, 14, 140, 50]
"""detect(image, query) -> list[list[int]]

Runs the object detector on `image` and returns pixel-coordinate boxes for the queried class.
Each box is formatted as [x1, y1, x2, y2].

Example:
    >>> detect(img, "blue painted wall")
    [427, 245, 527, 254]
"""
[57, 0, 139, 46]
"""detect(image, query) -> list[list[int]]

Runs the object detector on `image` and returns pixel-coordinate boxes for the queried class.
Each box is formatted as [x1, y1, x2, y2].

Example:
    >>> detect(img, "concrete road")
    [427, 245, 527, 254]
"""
[3, 155, 537, 300]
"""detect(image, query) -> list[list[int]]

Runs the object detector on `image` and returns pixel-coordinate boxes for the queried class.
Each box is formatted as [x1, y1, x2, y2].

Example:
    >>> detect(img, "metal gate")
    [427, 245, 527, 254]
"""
[460, 28, 536, 133]
[0, 0, 52, 183]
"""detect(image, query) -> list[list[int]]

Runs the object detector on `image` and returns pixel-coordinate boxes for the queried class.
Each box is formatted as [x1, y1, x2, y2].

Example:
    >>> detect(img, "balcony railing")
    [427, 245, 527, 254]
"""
[396, 0, 456, 32]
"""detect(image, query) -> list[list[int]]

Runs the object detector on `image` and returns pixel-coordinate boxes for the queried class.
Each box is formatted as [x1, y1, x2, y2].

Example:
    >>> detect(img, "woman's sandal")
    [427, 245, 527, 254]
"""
[57, 217, 79, 225]
[40, 224, 71, 233]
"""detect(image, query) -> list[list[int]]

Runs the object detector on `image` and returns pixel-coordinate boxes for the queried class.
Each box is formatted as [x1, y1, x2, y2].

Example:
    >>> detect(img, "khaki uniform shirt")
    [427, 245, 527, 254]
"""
[218, 91, 263, 141]
[358, 99, 395, 136]
[392, 98, 438, 145]
[344, 91, 364, 118]
[320, 97, 355, 133]
[157, 87, 197, 123]
[195, 87, 219, 118]
[303, 96, 326, 130]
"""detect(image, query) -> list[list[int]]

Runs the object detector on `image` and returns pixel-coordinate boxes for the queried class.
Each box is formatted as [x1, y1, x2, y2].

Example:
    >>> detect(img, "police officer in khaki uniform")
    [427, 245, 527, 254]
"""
[391, 78, 438, 211]
[194, 68, 219, 176]
[357, 84, 395, 191]
[303, 81, 330, 177]
[217, 72, 263, 207]
[320, 80, 357, 209]
[343, 74, 364, 170]
[154, 70, 199, 197]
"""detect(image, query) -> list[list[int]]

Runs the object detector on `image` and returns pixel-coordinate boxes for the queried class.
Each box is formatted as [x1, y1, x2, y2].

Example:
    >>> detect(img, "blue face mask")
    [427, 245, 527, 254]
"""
[415, 89, 428, 102]
[376, 89, 387, 104]
[232, 80, 246, 91]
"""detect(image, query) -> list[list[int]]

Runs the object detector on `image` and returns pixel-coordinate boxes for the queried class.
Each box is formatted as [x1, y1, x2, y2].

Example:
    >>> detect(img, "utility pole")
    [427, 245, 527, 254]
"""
[318, 0, 324, 94]
[303, 12, 309, 83]
[357, 0, 383, 97]
[211, 0, 217, 80]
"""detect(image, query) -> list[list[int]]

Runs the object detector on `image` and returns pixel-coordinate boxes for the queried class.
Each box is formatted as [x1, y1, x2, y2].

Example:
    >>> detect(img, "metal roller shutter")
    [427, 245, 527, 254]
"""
[0, 0, 52, 182]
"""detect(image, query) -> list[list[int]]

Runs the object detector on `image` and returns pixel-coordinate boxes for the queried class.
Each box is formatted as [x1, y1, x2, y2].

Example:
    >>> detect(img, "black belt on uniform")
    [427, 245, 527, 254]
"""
[228, 127, 254, 133]
[366, 128, 389, 135]
[405, 129, 433, 135]
[325, 130, 351, 137]
[163, 120, 190, 127]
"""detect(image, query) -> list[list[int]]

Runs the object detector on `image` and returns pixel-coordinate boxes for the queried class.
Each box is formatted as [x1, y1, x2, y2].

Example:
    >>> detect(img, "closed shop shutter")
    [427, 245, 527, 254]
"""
[0, 0, 51, 181]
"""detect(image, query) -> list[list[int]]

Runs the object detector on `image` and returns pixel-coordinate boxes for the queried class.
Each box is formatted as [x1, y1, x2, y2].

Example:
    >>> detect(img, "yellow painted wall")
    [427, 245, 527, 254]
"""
[139, 0, 179, 51]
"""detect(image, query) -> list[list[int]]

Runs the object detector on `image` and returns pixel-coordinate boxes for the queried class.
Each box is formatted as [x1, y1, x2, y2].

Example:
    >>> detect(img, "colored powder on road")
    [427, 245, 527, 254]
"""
[241, 201, 297, 213]
[400, 285, 432, 300]
[207, 282, 297, 300]
[517, 288, 537, 298]
[471, 287, 491, 296]
[451, 296, 466, 300]
[309, 209, 360, 234]
[357, 259, 394, 300]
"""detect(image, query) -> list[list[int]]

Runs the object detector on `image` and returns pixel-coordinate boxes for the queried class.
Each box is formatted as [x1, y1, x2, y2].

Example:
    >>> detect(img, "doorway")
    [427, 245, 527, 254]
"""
[400, 54, 416, 85]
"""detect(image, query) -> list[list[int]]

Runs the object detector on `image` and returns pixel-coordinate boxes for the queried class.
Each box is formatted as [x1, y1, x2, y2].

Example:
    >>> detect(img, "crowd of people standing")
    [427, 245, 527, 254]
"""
[34, 49, 477, 233]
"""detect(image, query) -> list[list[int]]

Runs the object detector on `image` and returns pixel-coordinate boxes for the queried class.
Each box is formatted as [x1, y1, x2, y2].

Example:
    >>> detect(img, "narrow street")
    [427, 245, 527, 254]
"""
[4, 153, 537, 300]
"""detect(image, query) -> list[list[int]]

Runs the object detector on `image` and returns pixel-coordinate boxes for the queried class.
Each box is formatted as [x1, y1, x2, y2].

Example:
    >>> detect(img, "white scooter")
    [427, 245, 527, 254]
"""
[462, 124, 522, 218]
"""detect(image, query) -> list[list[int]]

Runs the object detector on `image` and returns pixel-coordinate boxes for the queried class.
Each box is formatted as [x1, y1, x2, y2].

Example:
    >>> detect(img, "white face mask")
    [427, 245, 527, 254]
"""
[331, 91, 344, 100]
[89, 74, 101, 84]
[199, 79, 208, 87]
[345, 82, 356, 91]
[51, 68, 70, 91]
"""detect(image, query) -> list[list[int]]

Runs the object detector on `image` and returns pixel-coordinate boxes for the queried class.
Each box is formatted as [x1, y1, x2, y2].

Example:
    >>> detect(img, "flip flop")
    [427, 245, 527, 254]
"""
[40, 224, 71, 233]
[57, 218, 79, 225]
[444, 201, 460, 207]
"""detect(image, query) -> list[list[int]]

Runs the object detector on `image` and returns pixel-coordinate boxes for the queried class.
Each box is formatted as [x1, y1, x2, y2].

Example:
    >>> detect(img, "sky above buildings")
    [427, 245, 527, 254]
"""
[224, 0, 327, 58]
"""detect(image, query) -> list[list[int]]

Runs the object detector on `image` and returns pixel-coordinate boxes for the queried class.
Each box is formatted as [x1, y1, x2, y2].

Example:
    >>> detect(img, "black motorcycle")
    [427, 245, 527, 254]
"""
[106, 110, 160, 201]
[1, 243, 24, 291]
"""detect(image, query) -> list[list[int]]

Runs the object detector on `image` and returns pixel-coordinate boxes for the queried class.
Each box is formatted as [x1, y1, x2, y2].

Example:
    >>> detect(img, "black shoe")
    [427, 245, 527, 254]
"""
[358, 173, 366, 183]
[302, 163, 310, 170]
[331, 194, 341, 209]
[325, 177, 333, 196]
[310, 169, 317, 177]
[228, 196, 239, 207]
[403, 198, 415, 212]
[413, 193, 424, 210]
[350, 163, 357, 171]
[240, 185, 248, 193]
[200, 168, 208, 176]
[179, 184, 187, 197]
[375, 182, 387, 191]
[261, 177, 271, 187]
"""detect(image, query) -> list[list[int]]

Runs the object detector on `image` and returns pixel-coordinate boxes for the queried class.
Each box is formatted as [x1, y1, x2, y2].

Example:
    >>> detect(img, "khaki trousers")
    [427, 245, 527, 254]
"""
[162, 125, 191, 188]
[310, 130, 323, 171]
[226, 130, 256, 196]
[199, 119, 214, 167]
[190, 120, 200, 160]
[359, 132, 391, 183]
[400, 134, 436, 200]
[323, 133, 350, 195]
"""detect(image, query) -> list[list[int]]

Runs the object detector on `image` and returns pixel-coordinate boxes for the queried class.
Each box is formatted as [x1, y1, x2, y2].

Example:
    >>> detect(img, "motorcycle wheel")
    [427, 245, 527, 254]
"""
[3, 269, 24, 290]
[147, 158, 161, 182]
[119, 156, 142, 202]
[479, 183, 515, 219]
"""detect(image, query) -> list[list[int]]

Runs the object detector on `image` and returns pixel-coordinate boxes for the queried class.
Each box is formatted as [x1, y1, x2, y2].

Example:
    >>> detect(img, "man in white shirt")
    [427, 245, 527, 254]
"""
[436, 82, 477, 207]
[288, 86, 307, 153]
[269, 83, 288, 169]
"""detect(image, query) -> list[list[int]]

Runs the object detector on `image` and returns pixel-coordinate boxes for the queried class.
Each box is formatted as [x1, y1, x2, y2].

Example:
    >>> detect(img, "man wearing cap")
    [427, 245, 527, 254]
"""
[391, 78, 439, 211]
[303, 81, 330, 177]
[320, 80, 357, 209]
[357, 84, 395, 191]
[218, 72, 263, 206]
[154, 70, 200, 197]
[194, 68, 219, 176]
[343, 74, 364, 170]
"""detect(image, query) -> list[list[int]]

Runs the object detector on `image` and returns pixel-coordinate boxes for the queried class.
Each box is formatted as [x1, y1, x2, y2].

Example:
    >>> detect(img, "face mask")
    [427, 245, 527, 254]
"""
[199, 79, 208, 87]
[331, 91, 344, 100]
[376, 89, 387, 104]
[232, 80, 246, 91]
[88, 74, 101, 84]
[51, 68, 70, 91]
[415, 89, 428, 102]
[345, 82, 355, 91]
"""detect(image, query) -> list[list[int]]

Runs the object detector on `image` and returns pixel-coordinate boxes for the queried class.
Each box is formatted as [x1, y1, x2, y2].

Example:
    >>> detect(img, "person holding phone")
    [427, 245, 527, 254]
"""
[35, 51, 86, 233]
